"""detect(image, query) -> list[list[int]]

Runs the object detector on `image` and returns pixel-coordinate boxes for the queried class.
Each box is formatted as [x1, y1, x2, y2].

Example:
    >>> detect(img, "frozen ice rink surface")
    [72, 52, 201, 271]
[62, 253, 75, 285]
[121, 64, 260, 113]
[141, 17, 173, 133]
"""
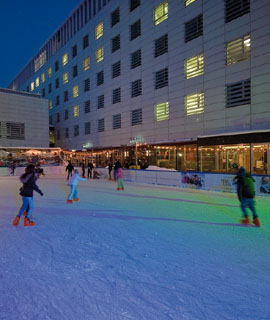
[0, 174, 269, 320]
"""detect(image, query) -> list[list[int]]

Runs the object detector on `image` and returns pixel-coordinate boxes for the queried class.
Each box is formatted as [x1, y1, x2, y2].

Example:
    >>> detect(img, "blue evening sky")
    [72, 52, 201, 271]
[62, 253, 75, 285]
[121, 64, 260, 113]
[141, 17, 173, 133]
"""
[0, 0, 81, 88]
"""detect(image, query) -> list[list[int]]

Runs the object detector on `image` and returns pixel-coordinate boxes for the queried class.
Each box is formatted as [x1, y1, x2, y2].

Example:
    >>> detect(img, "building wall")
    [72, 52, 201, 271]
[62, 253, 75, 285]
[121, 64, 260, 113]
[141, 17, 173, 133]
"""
[9, 0, 270, 150]
[0, 89, 49, 147]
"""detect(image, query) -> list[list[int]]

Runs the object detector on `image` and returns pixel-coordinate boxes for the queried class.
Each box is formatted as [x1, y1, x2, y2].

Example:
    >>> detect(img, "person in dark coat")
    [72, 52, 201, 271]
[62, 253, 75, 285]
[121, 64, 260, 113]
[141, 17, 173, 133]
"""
[87, 161, 94, 179]
[233, 167, 260, 227]
[108, 162, 113, 180]
[12, 164, 43, 227]
[81, 162, 86, 178]
[66, 161, 74, 180]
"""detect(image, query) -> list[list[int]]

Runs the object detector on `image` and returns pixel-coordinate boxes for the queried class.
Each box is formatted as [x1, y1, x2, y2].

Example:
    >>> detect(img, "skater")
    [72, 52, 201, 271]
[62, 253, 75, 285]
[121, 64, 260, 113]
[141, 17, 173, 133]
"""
[233, 167, 260, 227]
[108, 162, 113, 180]
[87, 161, 94, 179]
[81, 162, 86, 178]
[66, 169, 87, 203]
[12, 164, 43, 227]
[35, 163, 45, 178]
[116, 164, 124, 191]
[66, 161, 74, 180]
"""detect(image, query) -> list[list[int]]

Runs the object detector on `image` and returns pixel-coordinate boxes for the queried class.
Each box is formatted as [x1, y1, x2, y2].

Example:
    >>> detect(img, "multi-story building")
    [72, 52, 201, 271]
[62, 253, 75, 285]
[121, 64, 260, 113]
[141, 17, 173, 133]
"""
[8, 0, 270, 174]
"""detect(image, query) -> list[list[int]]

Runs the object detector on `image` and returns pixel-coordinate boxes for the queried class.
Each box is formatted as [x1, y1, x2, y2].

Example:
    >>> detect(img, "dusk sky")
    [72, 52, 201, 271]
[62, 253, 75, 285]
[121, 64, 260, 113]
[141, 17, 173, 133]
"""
[0, 0, 81, 88]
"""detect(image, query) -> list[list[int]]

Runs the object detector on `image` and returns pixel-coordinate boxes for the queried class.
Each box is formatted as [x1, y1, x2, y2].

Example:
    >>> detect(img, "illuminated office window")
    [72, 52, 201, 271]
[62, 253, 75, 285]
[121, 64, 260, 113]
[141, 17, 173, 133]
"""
[49, 100, 53, 109]
[184, 0, 196, 6]
[155, 102, 169, 121]
[73, 85, 79, 98]
[41, 73, 45, 83]
[96, 22, 103, 39]
[30, 82, 34, 91]
[62, 53, 68, 66]
[63, 72, 68, 84]
[96, 46, 104, 63]
[48, 67, 52, 78]
[73, 105, 79, 117]
[35, 77, 40, 87]
[83, 57, 90, 71]
[185, 93, 204, 115]
[185, 53, 204, 79]
[154, 1, 168, 26]
[226, 35, 251, 66]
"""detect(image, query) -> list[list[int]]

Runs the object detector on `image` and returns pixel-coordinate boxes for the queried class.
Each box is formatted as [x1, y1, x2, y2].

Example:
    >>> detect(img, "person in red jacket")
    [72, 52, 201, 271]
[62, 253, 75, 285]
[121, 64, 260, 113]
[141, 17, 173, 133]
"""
[12, 164, 43, 227]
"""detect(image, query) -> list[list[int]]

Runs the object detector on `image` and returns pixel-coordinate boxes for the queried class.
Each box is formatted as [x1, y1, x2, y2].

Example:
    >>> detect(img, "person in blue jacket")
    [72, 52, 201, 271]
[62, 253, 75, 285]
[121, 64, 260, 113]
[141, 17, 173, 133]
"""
[66, 169, 87, 203]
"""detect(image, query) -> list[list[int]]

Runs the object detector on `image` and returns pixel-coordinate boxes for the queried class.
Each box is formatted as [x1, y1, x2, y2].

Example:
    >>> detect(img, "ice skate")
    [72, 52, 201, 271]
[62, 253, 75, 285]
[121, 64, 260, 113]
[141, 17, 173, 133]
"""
[73, 198, 79, 202]
[253, 217, 261, 227]
[66, 199, 73, 204]
[240, 216, 250, 225]
[24, 217, 35, 227]
[12, 215, 20, 226]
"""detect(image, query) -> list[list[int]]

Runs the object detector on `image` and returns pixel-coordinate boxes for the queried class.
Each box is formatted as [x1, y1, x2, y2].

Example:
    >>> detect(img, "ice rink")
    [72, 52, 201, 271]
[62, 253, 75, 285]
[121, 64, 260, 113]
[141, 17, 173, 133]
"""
[0, 174, 269, 320]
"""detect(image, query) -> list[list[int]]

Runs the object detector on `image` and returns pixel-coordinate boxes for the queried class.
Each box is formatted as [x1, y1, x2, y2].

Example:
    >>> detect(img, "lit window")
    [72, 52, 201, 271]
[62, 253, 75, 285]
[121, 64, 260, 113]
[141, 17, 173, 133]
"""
[83, 57, 90, 71]
[226, 35, 251, 66]
[48, 67, 52, 78]
[62, 53, 68, 66]
[35, 77, 40, 87]
[63, 72, 68, 84]
[185, 93, 204, 115]
[41, 73, 45, 83]
[49, 100, 53, 109]
[96, 46, 104, 63]
[30, 82, 34, 91]
[95, 22, 103, 39]
[154, 1, 168, 26]
[155, 102, 169, 121]
[73, 85, 79, 98]
[185, 53, 204, 79]
[73, 105, 79, 117]
[184, 0, 196, 6]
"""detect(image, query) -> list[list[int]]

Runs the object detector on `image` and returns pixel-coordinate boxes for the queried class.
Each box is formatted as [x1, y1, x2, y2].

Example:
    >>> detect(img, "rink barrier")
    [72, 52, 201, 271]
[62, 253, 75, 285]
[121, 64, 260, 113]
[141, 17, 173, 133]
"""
[1, 166, 269, 196]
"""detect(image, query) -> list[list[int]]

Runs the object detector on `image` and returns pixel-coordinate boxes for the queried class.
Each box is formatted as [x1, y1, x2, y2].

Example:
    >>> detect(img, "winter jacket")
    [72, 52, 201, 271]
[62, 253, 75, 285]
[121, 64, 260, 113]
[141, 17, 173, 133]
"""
[116, 168, 123, 179]
[67, 173, 87, 186]
[66, 163, 74, 172]
[19, 173, 43, 197]
[234, 169, 255, 200]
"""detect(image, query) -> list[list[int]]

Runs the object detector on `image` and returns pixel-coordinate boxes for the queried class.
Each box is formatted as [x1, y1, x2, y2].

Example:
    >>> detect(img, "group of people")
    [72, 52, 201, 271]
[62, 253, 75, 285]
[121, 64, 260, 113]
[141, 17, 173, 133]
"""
[12, 162, 261, 227]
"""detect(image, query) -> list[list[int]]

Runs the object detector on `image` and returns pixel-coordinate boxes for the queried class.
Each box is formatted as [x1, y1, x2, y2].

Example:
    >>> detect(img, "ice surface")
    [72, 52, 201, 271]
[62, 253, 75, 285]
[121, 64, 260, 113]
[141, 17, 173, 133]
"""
[0, 174, 269, 320]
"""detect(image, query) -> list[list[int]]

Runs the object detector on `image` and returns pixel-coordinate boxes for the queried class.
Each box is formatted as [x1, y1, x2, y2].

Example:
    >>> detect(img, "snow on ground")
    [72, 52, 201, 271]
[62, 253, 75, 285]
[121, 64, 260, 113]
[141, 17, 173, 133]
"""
[0, 174, 269, 320]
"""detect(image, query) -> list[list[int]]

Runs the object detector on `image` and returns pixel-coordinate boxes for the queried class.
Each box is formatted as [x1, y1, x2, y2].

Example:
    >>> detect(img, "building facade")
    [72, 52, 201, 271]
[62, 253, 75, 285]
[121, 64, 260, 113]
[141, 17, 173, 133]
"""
[0, 88, 49, 148]
[8, 0, 270, 173]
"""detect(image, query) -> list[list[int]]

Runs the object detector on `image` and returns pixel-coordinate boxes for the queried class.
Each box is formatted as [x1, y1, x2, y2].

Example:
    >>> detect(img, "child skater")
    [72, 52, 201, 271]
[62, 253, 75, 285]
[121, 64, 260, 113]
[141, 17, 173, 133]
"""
[116, 163, 124, 191]
[12, 164, 43, 227]
[66, 169, 87, 203]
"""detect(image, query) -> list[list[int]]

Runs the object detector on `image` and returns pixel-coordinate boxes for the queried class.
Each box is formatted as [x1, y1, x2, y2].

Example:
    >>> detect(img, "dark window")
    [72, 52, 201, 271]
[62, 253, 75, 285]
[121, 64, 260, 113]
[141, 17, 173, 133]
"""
[65, 109, 69, 120]
[155, 34, 168, 58]
[42, 88, 45, 97]
[83, 34, 89, 49]
[49, 116, 52, 125]
[130, 20, 141, 40]
[6, 122, 25, 140]
[84, 100, 91, 113]
[73, 65, 78, 77]
[112, 34, 120, 53]
[48, 83, 52, 93]
[130, 0, 140, 12]
[185, 14, 203, 43]
[98, 118, 105, 132]
[72, 45, 77, 58]
[131, 79, 142, 97]
[65, 128, 69, 138]
[56, 130, 60, 140]
[111, 7, 120, 27]
[26, 86, 29, 92]
[131, 49, 141, 69]
[225, 0, 250, 23]
[131, 108, 142, 126]
[56, 112, 60, 123]
[64, 90, 69, 102]
[84, 78, 90, 92]
[113, 114, 121, 129]
[74, 125, 79, 136]
[112, 61, 121, 78]
[226, 79, 251, 108]
[85, 122, 91, 135]
[97, 95, 105, 109]
[112, 88, 121, 104]
[55, 77, 60, 89]
[97, 70, 104, 86]
[55, 60, 59, 72]
[155, 68, 168, 89]
[56, 95, 60, 106]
